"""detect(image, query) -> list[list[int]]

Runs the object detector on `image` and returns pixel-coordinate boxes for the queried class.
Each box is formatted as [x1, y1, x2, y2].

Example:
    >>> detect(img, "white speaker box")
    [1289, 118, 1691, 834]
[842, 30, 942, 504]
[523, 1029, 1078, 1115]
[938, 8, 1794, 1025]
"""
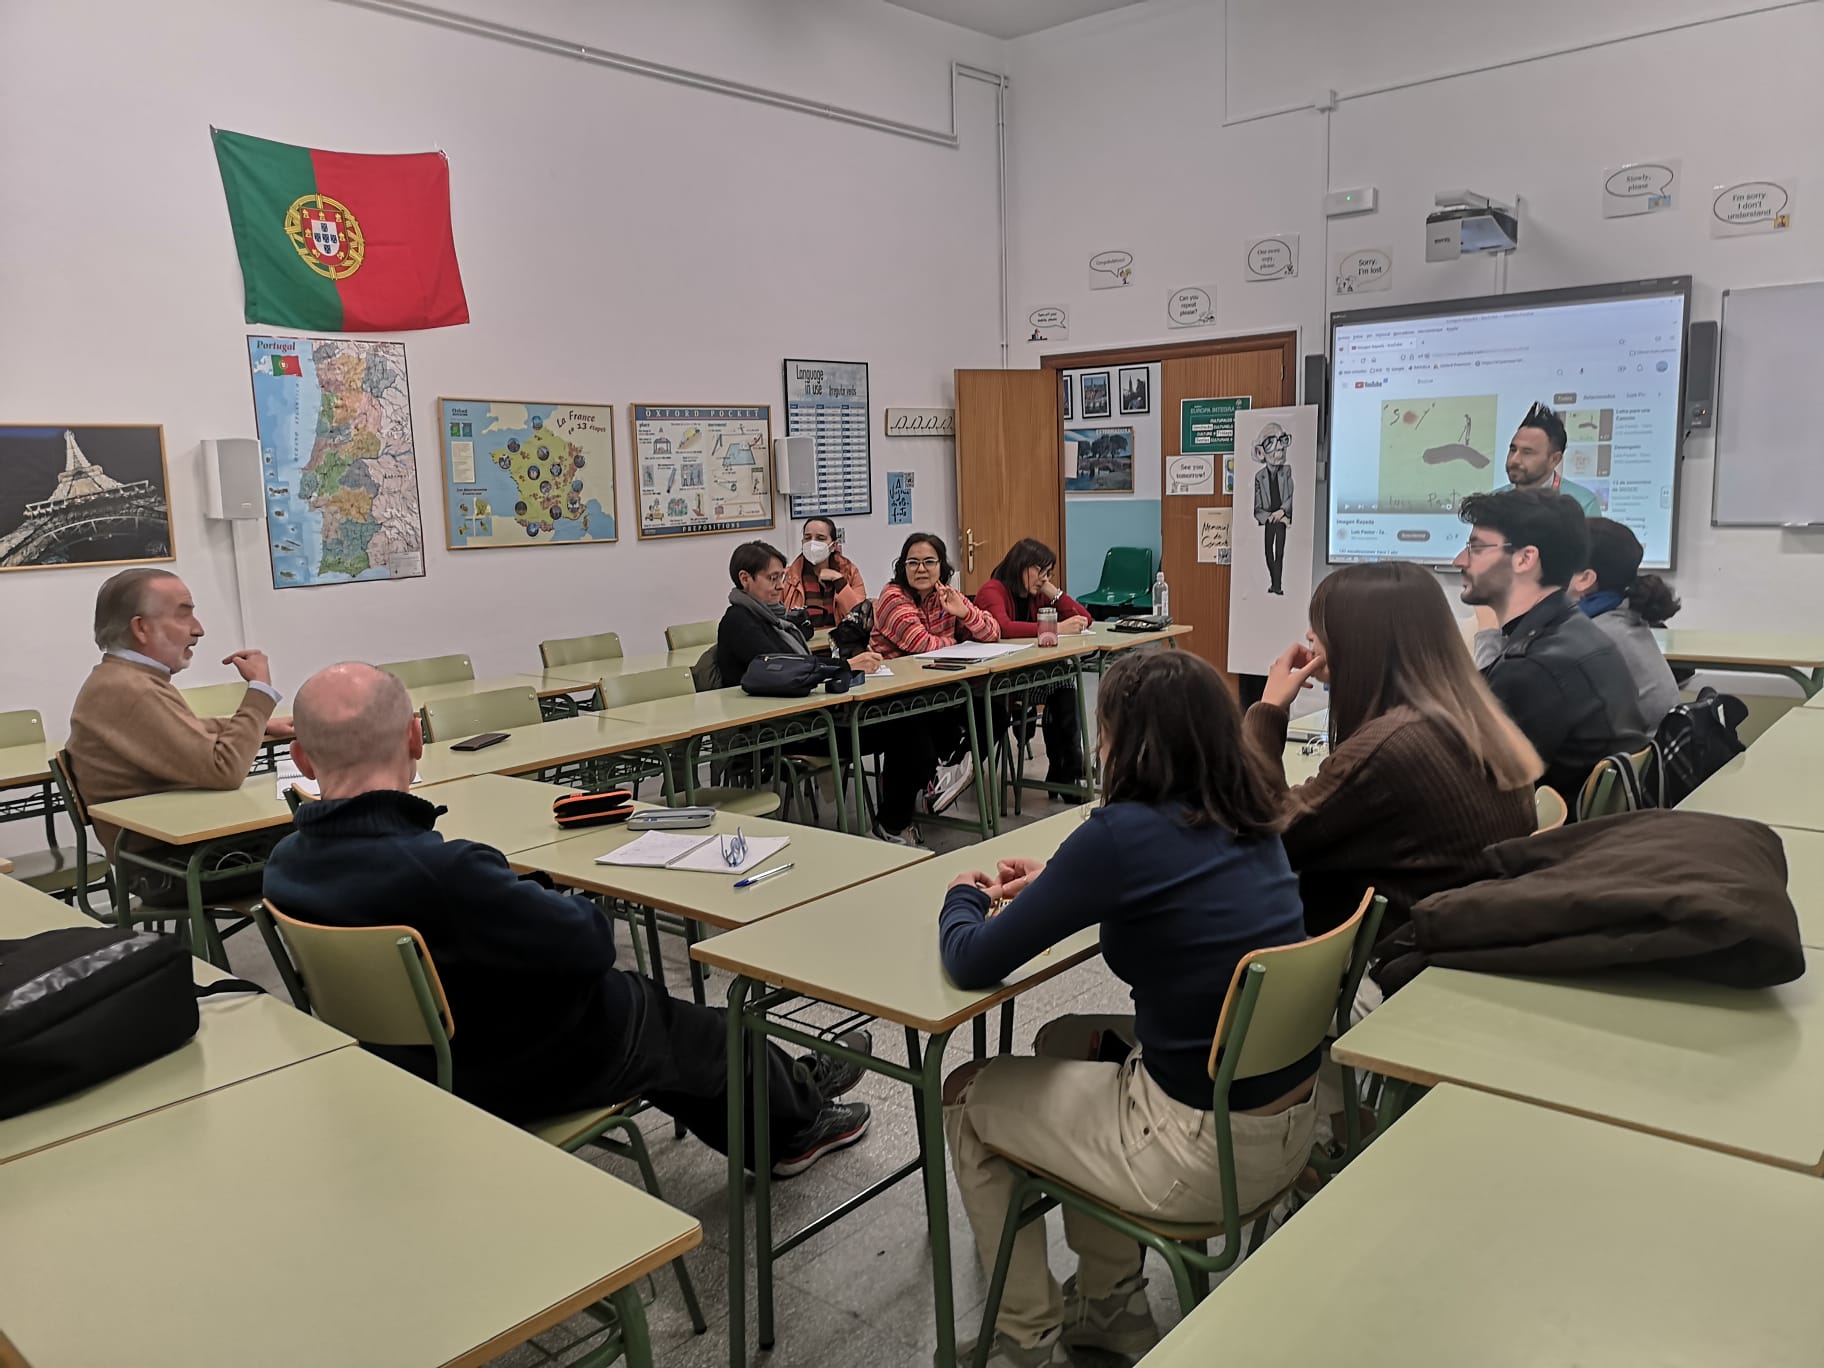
[201, 437, 263, 521]
[776, 434, 817, 495]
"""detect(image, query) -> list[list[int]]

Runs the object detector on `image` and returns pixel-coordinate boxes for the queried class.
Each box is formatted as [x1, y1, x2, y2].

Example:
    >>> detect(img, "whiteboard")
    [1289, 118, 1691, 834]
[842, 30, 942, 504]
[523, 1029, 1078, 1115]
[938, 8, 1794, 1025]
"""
[1713, 280, 1824, 527]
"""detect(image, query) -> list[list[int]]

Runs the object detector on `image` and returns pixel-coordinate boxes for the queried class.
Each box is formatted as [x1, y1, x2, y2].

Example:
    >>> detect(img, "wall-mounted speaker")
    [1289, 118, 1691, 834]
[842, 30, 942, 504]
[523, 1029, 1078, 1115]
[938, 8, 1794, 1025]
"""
[1684, 319, 1718, 431]
[776, 435, 817, 495]
[201, 437, 262, 520]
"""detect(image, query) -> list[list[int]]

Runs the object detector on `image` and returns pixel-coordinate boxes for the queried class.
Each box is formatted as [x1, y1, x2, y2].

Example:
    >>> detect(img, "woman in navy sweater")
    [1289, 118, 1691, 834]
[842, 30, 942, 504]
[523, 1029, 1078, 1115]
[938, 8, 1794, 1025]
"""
[936, 650, 1314, 1368]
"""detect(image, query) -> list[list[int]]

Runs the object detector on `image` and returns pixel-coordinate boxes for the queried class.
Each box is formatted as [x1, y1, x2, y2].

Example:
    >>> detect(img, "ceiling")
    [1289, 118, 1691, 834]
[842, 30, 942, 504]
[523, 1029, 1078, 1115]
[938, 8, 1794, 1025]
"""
[880, 0, 1149, 40]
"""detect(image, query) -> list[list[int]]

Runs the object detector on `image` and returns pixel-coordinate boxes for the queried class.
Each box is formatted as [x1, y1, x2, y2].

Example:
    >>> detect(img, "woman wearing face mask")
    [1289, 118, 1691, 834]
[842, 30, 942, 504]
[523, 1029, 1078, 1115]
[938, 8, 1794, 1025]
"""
[716, 541, 882, 685]
[865, 532, 1000, 843]
[781, 516, 867, 631]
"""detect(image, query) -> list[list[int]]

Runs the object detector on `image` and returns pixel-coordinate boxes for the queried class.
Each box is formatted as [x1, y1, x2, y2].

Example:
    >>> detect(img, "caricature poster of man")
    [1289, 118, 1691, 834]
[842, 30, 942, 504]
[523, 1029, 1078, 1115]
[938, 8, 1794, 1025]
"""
[1228, 405, 1319, 676]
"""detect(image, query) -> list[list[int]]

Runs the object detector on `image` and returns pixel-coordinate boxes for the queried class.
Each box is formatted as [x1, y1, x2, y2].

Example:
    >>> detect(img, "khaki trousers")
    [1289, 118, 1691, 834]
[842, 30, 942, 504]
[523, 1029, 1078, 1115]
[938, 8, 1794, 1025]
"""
[944, 1014, 1317, 1347]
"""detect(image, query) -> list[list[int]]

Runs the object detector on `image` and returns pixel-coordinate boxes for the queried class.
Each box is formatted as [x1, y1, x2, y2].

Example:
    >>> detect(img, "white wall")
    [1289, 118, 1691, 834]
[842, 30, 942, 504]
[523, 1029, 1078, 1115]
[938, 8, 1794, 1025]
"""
[1008, 0, 1824, 632]
[0, 0, 1005, 710]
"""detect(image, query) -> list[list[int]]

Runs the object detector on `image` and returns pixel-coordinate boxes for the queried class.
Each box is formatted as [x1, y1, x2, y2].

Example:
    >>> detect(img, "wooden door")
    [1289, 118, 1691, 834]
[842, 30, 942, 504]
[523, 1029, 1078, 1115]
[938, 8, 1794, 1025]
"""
[954, 369, 1062, 591]
[1160, 339, 1298, 680]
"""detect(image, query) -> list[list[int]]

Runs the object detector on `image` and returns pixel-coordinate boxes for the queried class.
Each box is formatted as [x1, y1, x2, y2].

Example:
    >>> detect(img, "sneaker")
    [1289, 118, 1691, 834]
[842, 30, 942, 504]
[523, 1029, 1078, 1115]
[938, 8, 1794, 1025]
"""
[1061, 1272, 1161, 1357]
[872, 819, 923, 846]
[929, 760, 974, 814]
[773, 1101, 870, 1178]
[946, 1329, 1068, 1368]
[798, 1028, 872, 1100]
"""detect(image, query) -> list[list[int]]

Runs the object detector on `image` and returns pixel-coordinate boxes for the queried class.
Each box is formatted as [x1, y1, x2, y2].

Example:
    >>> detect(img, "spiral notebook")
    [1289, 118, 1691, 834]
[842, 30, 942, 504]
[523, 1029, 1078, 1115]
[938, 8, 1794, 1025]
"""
[596, 831, 789, 875]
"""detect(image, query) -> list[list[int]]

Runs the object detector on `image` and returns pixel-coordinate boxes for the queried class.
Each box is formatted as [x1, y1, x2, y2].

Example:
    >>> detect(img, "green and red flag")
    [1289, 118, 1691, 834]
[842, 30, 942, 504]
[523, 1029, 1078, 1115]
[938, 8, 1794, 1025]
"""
[211, 127, 468, 332]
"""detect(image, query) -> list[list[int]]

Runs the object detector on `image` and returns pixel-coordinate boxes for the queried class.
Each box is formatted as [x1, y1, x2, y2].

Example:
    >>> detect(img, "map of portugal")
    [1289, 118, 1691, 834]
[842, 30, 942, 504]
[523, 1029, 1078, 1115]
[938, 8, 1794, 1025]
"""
[249, 336, 426, 589]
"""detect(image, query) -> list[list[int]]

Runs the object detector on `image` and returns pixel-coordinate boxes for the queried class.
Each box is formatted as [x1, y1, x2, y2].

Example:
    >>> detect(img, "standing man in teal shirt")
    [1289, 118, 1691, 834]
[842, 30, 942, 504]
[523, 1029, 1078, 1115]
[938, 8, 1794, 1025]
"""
[1496, 402, 1601, 515]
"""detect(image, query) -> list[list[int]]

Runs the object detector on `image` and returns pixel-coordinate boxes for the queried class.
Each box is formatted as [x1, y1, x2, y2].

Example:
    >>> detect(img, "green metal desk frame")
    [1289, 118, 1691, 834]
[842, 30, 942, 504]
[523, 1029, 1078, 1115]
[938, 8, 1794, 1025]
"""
[844, 678, 992, 841]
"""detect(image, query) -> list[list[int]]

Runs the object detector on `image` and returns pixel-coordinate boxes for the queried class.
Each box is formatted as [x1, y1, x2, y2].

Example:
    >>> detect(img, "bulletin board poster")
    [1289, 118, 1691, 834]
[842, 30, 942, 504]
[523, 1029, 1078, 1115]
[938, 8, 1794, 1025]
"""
[783, 359, 871, 519]
[438, 399, 617, 550]
[631, 404, 775, 539]
[1180, 396, 1252, 456]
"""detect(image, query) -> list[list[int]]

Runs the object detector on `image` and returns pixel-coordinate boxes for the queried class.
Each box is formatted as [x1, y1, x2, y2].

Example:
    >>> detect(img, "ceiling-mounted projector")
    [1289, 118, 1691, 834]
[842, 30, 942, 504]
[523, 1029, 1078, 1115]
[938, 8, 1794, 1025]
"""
[1426, 190, 1518, 261]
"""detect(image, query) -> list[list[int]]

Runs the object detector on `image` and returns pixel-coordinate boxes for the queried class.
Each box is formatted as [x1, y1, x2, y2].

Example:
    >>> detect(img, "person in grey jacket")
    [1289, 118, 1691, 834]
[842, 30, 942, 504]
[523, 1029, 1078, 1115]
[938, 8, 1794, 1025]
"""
[1251, 422, 1295, 595]
[1567, 518, 1681, 728]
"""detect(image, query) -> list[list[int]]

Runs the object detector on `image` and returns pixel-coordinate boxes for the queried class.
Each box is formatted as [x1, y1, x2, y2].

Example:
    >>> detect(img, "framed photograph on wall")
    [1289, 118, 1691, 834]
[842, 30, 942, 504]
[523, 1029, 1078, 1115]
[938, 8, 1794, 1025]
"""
[1064, 426, 1134, 493]
[0, 424, 174, 573]
[1080, 371, 1112, 418]
[1062, 374, 1073, 420]
[1118, 366, 1151, 416]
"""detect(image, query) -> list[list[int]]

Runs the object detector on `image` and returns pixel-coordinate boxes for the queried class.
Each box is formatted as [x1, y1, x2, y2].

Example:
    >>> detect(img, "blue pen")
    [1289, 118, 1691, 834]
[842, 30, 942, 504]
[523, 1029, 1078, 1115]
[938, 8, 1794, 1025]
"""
[735, 862, 794, 889]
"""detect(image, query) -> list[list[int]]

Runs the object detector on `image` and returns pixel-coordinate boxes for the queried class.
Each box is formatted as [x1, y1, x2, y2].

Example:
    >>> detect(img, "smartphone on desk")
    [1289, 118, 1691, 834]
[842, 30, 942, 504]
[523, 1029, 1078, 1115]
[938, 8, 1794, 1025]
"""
[451, 731, 510, 751]
[923, 660, 968, 672]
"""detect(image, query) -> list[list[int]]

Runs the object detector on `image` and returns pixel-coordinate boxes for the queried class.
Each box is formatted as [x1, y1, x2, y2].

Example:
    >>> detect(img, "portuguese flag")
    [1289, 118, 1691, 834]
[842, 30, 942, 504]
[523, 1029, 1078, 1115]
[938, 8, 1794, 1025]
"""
[212, 127, 468, 332]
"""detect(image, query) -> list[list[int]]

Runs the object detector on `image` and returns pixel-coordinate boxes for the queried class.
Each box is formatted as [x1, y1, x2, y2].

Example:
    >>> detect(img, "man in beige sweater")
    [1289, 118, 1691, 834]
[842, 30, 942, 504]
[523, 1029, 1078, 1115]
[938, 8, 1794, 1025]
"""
[67, 567, 293, 905]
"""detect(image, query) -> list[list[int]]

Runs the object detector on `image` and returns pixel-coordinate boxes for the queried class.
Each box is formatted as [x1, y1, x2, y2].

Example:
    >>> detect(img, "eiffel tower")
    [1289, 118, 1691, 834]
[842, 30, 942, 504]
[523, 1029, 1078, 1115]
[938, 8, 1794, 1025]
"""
[0, 430, 167, 567]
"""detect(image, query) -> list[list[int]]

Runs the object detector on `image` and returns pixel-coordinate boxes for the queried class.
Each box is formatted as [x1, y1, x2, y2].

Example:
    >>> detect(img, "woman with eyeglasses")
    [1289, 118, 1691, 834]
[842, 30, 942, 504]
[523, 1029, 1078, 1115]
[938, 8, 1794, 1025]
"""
[975, 538, 1091, 791]
[780, 516, 867, 631]
[715, 540, 881, 686]
[864, 531, 1000, 841]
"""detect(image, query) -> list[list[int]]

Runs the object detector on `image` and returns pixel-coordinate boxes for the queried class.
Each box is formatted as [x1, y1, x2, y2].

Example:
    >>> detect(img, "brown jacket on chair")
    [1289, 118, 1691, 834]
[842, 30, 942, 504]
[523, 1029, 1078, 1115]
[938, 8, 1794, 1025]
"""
[1375, 809, 1804, 992]
[66, 656, 276, 855]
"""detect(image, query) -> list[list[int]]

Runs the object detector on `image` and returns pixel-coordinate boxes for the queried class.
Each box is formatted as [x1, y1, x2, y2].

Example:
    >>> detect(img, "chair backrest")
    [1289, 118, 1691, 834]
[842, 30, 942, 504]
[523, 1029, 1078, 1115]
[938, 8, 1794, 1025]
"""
[1533, 785, 1568, 832]
[1099, 546, 1153, 594]
[419, 686, 542, 743]
[1577, 752, 1648, 822]
[1209, 891, 1378, 1086]
[0, 708, 46, 748]
[50, 750, 91, 828]
[378, 654, 474, 689]
[261, 900, 455, 1087]
[180, 681, 256, 718]
[598, 666, 695, 709]
[664, 620, 718, 651]
[540, 632, 622, 668]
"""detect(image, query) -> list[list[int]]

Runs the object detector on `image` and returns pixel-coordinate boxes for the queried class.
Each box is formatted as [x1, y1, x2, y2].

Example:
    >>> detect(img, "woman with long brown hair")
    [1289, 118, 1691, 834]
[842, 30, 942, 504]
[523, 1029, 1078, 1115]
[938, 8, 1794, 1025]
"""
[1247, 559, 1541, 939]
[934, 650, 1313, 1367]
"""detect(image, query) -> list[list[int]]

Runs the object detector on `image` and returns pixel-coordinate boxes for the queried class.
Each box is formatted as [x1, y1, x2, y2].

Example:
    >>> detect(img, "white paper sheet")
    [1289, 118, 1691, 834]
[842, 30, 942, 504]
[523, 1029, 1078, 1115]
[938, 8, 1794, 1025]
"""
[594, 832, 716, 867]
[668, 835, 789, 875]
[912, 642, 1032, 662]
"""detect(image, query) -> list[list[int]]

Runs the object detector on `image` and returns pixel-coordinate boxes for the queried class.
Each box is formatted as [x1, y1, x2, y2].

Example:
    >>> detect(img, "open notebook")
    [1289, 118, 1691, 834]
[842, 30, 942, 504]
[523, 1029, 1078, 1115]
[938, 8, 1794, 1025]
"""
[595, 830, 789, 875]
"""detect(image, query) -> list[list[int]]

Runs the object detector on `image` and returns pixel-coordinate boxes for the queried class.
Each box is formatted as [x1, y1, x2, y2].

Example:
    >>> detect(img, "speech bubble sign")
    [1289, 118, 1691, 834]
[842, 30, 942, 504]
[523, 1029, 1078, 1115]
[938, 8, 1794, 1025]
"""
[1333, 248, 1392, 295]
[1026, 305, 1068, 342]
[1088, 250, 1135, 290]
[1711, 179, 1795, 236]
[1166, 453, 1215, 495]
[1245, 235, 1299, 280]
[1602, 160, 1678, 218]
[1166, 285, 1216, 329]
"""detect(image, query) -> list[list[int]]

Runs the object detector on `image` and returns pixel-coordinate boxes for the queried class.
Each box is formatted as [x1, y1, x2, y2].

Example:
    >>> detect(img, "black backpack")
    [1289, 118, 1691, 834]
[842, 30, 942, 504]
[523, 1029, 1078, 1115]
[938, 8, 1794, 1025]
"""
[0, 927, 261, 1119]
[1653, 687, 1748, 808]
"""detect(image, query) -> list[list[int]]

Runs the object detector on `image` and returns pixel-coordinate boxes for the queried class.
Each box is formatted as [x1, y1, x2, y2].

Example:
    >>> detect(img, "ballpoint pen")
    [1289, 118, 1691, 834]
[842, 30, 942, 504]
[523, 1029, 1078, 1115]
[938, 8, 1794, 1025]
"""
[734, 862, 793, 888]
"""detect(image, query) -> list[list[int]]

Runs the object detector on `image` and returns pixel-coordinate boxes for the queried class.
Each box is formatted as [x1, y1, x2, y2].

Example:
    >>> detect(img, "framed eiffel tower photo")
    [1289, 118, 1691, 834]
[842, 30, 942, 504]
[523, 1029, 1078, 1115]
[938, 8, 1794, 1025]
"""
[0, 425, 173, 572]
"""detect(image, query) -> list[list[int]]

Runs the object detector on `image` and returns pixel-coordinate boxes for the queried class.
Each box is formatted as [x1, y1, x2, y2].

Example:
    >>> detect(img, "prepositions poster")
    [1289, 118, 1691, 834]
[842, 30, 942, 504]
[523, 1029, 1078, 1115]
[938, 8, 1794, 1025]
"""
[631, 403, 774, 539]
[1228, 405, 1318, 675]
[783, 359, 870, 519]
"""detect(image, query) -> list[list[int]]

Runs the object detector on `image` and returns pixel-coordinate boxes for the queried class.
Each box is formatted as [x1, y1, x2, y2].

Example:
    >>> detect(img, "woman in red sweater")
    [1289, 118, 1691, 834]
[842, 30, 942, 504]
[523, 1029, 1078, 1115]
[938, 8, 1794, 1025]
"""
[975, 538, 1090, 789]
[866, 532, 1001, 842]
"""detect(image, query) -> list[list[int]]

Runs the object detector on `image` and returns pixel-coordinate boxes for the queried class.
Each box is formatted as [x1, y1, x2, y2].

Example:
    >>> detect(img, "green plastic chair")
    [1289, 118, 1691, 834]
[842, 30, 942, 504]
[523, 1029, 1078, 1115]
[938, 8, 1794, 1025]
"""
[1535, 785, 1568, 832]
[970, 894, 1388, 1358]
[541, 632, 624, 668]
[663, 620, 718, 651]
[419, 686, 543, 744]
[254, 899, 705, 1355]
[598, 669, 781, 819]
[0, 710, 108, 904]
[1076, 546, 1154, 615]
[378, 654, 474, 689]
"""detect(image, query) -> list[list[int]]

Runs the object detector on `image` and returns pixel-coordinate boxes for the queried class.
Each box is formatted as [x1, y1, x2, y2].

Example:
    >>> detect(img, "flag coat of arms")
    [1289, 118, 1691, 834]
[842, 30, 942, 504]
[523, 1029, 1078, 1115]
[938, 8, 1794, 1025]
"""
[211, 127, 469, 331]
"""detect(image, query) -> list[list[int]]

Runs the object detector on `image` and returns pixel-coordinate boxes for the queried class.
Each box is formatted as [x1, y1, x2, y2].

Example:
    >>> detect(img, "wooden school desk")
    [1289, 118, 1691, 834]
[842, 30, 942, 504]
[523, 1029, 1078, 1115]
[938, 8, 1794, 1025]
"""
[404, 668, 602, 711]
[1137, 1085, 1824, 1368]
[691, 807, 1100, 1368]
[1653, 627, 1824, 698]
[1333, 950, 1824, 1175]
[413, 772, 585, 855]
[1774, 824, 1824, 948]
[0, 1049, 700, 1368]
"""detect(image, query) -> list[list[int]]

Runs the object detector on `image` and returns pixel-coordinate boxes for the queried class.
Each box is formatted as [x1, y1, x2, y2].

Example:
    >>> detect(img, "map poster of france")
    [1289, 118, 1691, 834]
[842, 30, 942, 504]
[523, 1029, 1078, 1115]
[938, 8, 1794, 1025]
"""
[631, 403, 775, 539]
[439, 399, 618, 550]
[247, 335, 426, 589]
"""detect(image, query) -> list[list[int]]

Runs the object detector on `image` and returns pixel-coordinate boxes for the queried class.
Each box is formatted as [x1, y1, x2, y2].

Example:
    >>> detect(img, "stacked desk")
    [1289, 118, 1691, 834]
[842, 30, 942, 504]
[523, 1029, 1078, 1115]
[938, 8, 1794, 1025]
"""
[1654, 627, 1824, 698]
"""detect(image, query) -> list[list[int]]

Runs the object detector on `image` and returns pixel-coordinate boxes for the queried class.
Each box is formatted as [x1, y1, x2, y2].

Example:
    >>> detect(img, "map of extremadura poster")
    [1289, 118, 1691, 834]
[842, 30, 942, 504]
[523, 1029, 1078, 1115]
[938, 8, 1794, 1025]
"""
[438, 399, 617, 550]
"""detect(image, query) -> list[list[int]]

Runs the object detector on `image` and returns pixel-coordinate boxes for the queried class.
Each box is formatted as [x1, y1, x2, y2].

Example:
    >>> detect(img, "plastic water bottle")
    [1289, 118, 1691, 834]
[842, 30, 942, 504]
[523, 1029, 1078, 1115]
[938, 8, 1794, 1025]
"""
[1153, 570, 1170, 620]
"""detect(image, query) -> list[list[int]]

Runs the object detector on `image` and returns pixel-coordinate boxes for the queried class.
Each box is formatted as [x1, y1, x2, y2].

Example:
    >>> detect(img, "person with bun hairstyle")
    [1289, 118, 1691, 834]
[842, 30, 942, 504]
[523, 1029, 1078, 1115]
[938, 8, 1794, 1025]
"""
[1568, 517, 1681, 727]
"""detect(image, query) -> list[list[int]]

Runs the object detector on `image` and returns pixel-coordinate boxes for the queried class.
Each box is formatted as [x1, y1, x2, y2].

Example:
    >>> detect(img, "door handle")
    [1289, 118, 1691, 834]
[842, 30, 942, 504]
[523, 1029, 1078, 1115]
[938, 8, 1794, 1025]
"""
[964, 526, 984, 573]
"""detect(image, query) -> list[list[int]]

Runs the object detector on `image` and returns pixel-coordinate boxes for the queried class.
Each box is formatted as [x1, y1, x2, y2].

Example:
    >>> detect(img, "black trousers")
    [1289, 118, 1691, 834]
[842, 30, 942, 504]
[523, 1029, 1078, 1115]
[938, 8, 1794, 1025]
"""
[871, 711, 966, 831]
[604, 970, 825, 1161]
[997, 685, 1082, 781]
[1263, 518, 1288, 592]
